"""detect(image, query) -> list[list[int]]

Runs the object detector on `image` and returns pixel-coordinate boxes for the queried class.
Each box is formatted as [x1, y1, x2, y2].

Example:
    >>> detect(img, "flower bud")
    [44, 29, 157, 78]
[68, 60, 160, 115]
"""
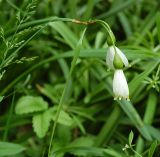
[113, 52, 124, 69]
[106, 46, 128, 70]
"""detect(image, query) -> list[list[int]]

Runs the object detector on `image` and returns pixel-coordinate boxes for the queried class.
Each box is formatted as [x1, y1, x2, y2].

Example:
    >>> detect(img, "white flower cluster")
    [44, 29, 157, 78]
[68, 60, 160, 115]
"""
[106, 46, 129, 100]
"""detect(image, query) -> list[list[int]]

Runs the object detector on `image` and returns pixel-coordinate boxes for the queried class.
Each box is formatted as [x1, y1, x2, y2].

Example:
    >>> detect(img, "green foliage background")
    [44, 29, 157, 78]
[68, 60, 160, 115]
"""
[0, 0, 160, 156]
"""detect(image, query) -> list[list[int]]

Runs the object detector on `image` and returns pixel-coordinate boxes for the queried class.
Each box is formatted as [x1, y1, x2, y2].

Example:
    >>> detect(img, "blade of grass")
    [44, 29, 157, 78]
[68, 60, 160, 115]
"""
[95, 105, 122, 146]
[118, 99, 152, 141]
[49, 21, 78, 49]
[118, 12, 132, 38]
[156, 12, 160, 43]
[135, 92, 157, 155]
[96, 0, 135, 18]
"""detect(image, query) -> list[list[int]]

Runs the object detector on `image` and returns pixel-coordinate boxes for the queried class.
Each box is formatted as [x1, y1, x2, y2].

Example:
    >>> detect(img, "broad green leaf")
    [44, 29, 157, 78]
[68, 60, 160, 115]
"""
[51, 109, 74, 126]
[15, 96, 48, 114]
[32, 110, 52, 138]
[0, 142, 25, 156]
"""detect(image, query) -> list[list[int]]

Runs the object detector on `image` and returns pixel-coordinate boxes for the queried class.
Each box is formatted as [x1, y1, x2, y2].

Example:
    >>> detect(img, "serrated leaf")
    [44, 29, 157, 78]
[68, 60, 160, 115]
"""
[0, 142, 25, 156]
[15, 96, 48, 115]
[32, 110, 52, 138]
[51, 109, 74, 126]
[128, 131, 134, 146]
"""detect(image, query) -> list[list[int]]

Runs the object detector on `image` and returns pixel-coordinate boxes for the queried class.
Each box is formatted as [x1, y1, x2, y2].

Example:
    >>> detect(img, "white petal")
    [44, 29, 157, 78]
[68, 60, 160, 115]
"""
[106, 46, 115, 69]
[113, 70, 129, 99]
[106, 46, 129, 69]
[115, 47, 129, 67]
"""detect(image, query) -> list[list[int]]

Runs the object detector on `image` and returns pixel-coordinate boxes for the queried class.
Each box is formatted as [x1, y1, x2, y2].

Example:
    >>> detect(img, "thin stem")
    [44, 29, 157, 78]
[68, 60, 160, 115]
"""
[5, 17, 94, 37]
[130, 147, 142, 157]
[3, 90, 15, 140]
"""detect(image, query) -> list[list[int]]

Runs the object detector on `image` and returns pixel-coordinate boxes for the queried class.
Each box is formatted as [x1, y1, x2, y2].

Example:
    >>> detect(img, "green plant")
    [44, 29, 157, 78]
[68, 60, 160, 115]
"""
[0, 0, 160, 157]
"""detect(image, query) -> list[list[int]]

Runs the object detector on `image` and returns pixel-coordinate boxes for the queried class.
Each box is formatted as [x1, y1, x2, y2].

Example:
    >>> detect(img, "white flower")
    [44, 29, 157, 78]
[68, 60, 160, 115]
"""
[106, 46, 128, 69]
[113, 69, 129, 100]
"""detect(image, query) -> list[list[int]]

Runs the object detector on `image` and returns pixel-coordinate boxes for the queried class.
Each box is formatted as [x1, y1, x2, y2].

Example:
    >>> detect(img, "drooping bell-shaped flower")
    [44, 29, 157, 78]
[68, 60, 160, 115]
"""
[106, 46, 128, 69]
[106, 45, 130, 100]
[113, 69, 129, 100]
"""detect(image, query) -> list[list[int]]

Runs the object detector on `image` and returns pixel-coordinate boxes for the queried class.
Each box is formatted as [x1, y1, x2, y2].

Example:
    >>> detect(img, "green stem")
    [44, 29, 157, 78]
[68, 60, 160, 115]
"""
[5, 17, 93, 37]
[95, 105, 122, 146]
[3, 91, 15, 140]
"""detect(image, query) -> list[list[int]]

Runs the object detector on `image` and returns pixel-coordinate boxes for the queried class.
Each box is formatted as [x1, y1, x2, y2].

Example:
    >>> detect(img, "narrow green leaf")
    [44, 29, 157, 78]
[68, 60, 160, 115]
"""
[156, 12, 160, 43]
[129, 61, 159, 96]
[0, 96, 4, 102]
[118, 100, 152, 141]
[145, 125, 160, 141]
[0, 142, 25, 156]
[97, 0, 135, 18]
[49, 21, 78, 49]
[148, 141, 157, 157]
[52, 146, 124, 157]
[128, 131, 134, 146]
[68, 136, 94, 156]
[118, 12, 132, 37]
